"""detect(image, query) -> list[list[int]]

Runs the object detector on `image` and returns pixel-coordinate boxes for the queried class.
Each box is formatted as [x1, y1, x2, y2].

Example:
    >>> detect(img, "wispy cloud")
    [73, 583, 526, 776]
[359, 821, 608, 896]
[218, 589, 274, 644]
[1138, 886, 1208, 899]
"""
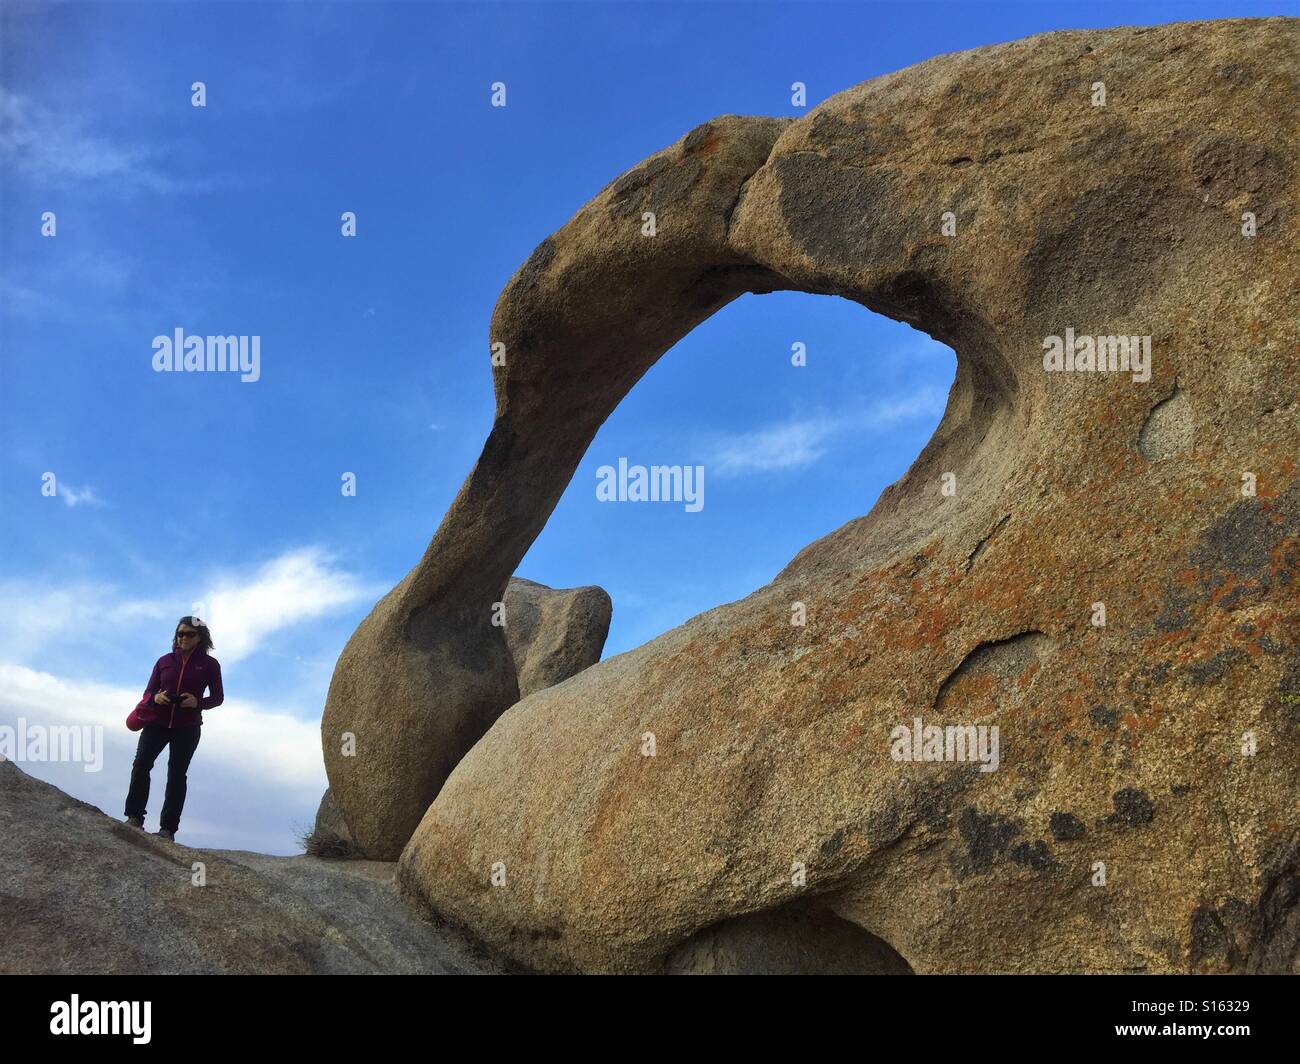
[0, 275, 61, 318]
[0, 547, 380, 667]
[58, 482, 104, 508]
[0, 87, 216, 195]
[706, 384, 949, 478]
[0, 248, 137, 324]
[710, 416, 841, 477]
[0, 581, 127, 664]
[199, 548, 380, 664]
[861, 385, 952, 429]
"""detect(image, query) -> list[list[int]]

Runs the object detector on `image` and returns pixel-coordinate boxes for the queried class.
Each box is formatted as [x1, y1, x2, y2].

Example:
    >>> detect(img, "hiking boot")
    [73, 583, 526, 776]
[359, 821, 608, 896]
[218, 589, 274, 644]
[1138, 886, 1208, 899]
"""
[125, 816, 144, 829]
[155, 828, 176, 842]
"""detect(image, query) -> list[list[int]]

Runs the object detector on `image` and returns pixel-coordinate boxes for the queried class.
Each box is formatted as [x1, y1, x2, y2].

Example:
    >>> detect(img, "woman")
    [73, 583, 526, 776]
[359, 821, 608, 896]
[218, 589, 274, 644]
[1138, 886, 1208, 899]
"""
[123, 616, 224, 841]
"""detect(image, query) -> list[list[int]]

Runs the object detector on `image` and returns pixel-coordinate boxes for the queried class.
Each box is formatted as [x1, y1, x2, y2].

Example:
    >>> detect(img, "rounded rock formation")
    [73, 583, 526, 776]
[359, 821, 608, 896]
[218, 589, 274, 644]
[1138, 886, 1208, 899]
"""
[337, 18, 1295, 971]
[316, 576, 610, 856]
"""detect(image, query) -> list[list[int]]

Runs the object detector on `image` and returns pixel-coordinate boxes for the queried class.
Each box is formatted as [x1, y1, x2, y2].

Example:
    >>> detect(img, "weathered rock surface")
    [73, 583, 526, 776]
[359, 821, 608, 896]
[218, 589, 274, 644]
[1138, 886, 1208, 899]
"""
[504, 577, 612, 699]
[314, 576, 610, 855]
[390, 18, 1299, 973]
[0, 761, 503, 974]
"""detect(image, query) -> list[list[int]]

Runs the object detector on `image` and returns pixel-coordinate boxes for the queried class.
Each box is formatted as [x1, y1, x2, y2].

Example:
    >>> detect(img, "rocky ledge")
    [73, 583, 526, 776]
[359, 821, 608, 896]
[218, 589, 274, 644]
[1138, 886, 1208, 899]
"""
[0, 760, 506, 975]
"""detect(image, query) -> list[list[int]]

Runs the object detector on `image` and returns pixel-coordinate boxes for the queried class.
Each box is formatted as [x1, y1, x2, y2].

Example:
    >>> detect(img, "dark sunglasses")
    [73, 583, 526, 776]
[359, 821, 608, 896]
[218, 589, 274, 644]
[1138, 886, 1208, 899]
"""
[176, 630, 200, 639]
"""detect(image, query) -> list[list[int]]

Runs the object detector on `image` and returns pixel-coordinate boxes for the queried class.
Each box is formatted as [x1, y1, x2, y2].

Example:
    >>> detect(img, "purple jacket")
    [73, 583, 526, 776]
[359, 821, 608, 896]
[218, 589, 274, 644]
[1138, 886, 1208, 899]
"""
[142, 649, 224, 728]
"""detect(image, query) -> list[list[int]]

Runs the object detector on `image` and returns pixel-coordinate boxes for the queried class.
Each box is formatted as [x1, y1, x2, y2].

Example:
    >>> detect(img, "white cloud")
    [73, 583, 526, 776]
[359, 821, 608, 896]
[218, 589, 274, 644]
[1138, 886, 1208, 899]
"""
[0, 274, 60, 318]
[0, 580, 142, 664]
[0, 547, 379, 667]
[863, 385, 951, 429]
[710, 416, 841, 477]
[58, 482, 104, 508]
[706, 385, 950, 478]
[0, 87, 215, 195]
[199, 548, 379, 664]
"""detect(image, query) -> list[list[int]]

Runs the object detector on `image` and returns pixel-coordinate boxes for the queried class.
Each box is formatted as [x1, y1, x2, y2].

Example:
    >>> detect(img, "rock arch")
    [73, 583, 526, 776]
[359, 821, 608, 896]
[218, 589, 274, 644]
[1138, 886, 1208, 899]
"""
[323, 105, 1027, 858]
[330, 19, 1299, 974]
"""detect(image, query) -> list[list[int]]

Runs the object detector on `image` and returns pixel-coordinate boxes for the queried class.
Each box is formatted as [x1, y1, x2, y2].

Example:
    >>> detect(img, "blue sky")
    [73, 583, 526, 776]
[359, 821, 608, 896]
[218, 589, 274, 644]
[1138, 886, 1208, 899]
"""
[0, 0, 1284, 853]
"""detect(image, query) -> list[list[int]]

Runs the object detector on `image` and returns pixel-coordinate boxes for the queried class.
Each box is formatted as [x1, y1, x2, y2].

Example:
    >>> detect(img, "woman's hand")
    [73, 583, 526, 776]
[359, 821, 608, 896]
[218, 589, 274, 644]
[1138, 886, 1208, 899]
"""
[154, 692, 170, 705]
[179, 694, 198, 709]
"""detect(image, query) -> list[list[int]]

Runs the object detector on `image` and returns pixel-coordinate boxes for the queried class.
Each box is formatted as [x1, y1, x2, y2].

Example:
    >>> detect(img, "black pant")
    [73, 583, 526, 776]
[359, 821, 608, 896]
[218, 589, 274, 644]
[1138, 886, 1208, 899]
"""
[124, 723, 202, 832]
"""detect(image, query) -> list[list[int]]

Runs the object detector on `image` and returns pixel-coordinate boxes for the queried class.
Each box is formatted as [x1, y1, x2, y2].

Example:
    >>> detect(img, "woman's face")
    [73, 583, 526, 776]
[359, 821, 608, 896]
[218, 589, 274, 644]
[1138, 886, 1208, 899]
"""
[175, 623, 202, 654]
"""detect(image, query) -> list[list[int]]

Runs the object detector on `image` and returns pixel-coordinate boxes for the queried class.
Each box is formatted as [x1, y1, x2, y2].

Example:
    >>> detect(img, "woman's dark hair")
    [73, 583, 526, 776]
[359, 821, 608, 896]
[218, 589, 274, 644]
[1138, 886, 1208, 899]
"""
[173, 616, 215, 654]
